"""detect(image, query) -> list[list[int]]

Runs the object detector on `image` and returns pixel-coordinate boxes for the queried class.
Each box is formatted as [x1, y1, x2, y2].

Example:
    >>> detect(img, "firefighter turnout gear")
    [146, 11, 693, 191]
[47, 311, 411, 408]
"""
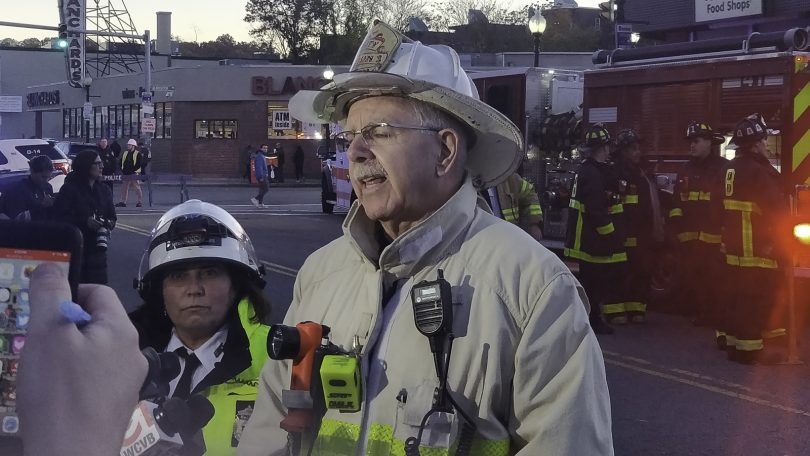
[716, 118, 788, 364]
[239, 178, 614, 455]
[670, 122, 728, 323]
[613, 130, 655, 322]
[495, 173, 543, 235]
[565, 148, 628, 331]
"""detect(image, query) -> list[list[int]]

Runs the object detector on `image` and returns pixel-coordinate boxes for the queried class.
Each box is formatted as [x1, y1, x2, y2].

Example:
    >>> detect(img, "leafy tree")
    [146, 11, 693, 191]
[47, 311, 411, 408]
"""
[245, 0, 335, 63]
[0, 38, 19, 47]
[19, 38, 43, 48]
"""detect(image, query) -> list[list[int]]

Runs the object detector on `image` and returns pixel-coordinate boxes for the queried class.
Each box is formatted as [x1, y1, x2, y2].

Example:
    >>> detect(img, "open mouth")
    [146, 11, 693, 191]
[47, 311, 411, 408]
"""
[359, 174, 387, 188]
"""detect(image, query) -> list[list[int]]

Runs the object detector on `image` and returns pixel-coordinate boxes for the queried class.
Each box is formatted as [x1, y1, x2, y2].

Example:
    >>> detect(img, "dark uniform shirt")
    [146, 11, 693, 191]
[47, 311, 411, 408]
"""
[0, 176, 54, 221]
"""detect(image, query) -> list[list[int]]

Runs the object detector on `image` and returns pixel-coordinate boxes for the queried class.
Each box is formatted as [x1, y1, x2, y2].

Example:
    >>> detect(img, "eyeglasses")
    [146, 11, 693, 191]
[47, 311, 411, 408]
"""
[333, 123, 440, 148]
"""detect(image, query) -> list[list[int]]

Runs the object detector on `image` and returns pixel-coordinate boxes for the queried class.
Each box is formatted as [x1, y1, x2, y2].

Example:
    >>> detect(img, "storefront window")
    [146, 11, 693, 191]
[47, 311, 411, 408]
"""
[267, 102, 298, 139]
[123, 105, 131, 137]
[195, 119, 238, 139]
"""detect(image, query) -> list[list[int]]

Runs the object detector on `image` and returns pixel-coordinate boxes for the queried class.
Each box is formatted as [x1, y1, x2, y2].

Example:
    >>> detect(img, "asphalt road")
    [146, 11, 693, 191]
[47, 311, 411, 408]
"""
[5, 183, 810, 455]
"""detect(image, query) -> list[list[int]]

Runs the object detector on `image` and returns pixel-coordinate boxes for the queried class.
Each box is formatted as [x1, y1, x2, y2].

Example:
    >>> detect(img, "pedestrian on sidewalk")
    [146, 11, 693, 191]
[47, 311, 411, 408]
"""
[251, 144, 269, 208]
[116, 139, 143, 208]
[270, 142, 285, 183]
[293, 142, 305, 183]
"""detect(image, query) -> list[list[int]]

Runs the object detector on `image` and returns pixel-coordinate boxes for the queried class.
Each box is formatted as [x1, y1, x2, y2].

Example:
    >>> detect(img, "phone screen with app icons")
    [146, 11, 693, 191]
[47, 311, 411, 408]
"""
[0, 247, 71, 437]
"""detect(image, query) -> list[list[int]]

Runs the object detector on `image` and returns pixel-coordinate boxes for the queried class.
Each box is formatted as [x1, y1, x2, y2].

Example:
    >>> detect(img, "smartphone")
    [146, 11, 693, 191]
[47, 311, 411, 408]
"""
[0, 220, 83, 437]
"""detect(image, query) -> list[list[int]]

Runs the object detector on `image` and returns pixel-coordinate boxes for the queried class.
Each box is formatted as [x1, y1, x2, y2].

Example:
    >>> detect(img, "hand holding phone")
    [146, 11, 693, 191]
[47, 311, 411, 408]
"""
[18, 264, 148, 456]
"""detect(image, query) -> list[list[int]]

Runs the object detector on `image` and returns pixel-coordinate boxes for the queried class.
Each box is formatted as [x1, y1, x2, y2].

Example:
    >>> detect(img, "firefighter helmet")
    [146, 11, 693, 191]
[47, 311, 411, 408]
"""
[730, 113, 772, 146]
[581, 124, 611, 151]
[614, 128, 641, 150]
[288, 20, 522, 188]
[685, 121, 725, 144]
[135, 199, 265, 299]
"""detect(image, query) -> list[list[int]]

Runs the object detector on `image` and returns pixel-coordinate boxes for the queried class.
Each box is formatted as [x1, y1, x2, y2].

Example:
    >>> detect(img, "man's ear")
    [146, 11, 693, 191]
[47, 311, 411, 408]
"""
[436, 128, 464, 177]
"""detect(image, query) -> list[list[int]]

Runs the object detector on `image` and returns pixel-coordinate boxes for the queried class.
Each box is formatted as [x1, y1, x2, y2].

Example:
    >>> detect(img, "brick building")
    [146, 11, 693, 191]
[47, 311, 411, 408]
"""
[25, 63, 348, 178]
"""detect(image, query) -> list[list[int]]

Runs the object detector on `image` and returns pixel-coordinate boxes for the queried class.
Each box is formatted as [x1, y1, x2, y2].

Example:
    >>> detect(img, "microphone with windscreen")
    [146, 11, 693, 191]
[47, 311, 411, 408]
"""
[140, 347, 181, 401]
[121, 394, 215, 456]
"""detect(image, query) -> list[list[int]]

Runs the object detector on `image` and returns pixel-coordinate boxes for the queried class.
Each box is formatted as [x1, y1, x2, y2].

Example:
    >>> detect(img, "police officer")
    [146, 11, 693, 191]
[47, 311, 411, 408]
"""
[130, 200, 272, 453]
[565, 124, 628, 334]
[718, 114, 787, 364]
[0, 155, 55, 221]
[669, 122, 728, 325]
[612, 129, 658, 323]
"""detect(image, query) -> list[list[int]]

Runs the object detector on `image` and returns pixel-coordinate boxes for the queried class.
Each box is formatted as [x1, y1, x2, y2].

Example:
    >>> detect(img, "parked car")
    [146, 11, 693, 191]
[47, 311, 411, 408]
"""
[0, 139, 65, 197]
[13, 139, 72, 175]
[54, 141, 102, 161]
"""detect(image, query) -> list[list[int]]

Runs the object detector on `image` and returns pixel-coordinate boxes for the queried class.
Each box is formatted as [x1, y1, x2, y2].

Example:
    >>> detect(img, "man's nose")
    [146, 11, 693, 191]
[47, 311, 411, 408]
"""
[347, 138, 373, 163]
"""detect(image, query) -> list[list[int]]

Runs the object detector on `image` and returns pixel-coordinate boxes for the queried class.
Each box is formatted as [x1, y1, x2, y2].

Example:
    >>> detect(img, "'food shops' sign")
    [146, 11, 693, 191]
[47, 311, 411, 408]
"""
[59, 0, 86, 88]
[695, 0, 762, 23]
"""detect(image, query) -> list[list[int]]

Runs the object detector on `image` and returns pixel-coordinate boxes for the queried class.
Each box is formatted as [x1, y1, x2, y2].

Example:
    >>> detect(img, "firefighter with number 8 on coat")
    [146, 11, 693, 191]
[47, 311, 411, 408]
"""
[716, 114, 788, 365]
[668, 122, 727, 325]
[612, 129, 658, 324]
[565, 124, 628, 334]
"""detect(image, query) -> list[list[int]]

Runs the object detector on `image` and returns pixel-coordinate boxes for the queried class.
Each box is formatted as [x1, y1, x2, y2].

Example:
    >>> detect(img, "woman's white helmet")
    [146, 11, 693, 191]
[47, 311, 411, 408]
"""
[135, 200, 265, 298]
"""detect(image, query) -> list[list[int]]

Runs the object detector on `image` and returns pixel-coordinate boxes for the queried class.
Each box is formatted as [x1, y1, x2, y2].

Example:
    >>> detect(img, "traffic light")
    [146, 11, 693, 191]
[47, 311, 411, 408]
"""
[56, 23, 68, 49]
[615, 0, 626, 22]
[598, 2, 613, 22]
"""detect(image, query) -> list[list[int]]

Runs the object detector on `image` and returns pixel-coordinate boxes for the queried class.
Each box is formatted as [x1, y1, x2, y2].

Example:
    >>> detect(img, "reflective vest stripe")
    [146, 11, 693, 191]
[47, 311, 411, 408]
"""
[596, 223, 615, 235]
[723, 199, 762, 214]
[741, 210, 754, 258]
[602, 303, 626, 315]
[681, 191, 712, 201]
[669, 208, 683, 217]
[698, 232, 722, 244]
[624, 302, 647, 313]
[564, 247, 627, 264]
[677, 232, 699, 242]
[762, 328, 787, 339]
[624, 237, 638, 247]
[522, 205, 543, 217]
[314, 419, 510, 455]
[623, 194, 639, 204]
[725, 254, 778, 269]
[735, 339, 764, 352]
[570, 199, 623, 215]
[574, 209, 584, 252]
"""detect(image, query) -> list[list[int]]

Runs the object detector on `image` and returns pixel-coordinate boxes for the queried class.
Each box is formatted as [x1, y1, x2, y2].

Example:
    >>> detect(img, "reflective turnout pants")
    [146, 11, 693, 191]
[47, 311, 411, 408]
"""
[614, 246, 650, 318]
[578, 261, 626, 322]
[718, 266, 780, 353]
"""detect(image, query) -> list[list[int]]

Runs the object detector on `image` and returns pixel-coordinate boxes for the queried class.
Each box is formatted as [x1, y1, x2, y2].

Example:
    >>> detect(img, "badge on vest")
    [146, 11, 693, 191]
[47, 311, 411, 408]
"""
[231, 400, 254, 447]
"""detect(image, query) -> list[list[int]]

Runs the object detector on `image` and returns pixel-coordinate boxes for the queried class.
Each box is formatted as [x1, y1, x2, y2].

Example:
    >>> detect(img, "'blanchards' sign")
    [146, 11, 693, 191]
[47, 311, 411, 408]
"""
[695, 0, 762, 23]
[59, 0, 85, 88]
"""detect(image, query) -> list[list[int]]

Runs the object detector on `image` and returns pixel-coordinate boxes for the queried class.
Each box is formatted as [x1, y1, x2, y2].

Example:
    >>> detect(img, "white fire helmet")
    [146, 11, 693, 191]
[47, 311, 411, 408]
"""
[135, 200, 265, 298]
[289, 20, 523, 188]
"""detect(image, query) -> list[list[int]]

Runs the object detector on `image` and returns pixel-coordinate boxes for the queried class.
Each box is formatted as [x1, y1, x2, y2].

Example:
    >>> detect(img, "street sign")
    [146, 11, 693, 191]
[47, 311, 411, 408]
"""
[615, 23, 633, 50]
[141, 118, 156, 134]
[141, 93, 152, 103]
[141, 104, 154, 115]
[83, 102, 93, 120]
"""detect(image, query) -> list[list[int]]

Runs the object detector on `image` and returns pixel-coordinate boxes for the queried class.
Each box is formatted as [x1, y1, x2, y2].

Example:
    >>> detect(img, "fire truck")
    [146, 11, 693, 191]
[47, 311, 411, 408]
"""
[473, 27, 810, 299]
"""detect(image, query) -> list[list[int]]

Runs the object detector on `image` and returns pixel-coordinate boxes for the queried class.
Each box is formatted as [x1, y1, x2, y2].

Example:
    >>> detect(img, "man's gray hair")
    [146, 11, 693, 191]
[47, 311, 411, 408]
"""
[407, 99, 470, 153]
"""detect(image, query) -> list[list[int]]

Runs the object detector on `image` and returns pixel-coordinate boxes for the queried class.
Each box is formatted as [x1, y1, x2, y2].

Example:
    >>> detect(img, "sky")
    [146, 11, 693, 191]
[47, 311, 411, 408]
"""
[4, 0, 602, 43]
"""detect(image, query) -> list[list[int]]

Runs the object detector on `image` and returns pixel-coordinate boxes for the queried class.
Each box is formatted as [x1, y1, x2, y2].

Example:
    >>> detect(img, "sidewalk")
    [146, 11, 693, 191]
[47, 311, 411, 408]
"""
[146, 176, 320, 188]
